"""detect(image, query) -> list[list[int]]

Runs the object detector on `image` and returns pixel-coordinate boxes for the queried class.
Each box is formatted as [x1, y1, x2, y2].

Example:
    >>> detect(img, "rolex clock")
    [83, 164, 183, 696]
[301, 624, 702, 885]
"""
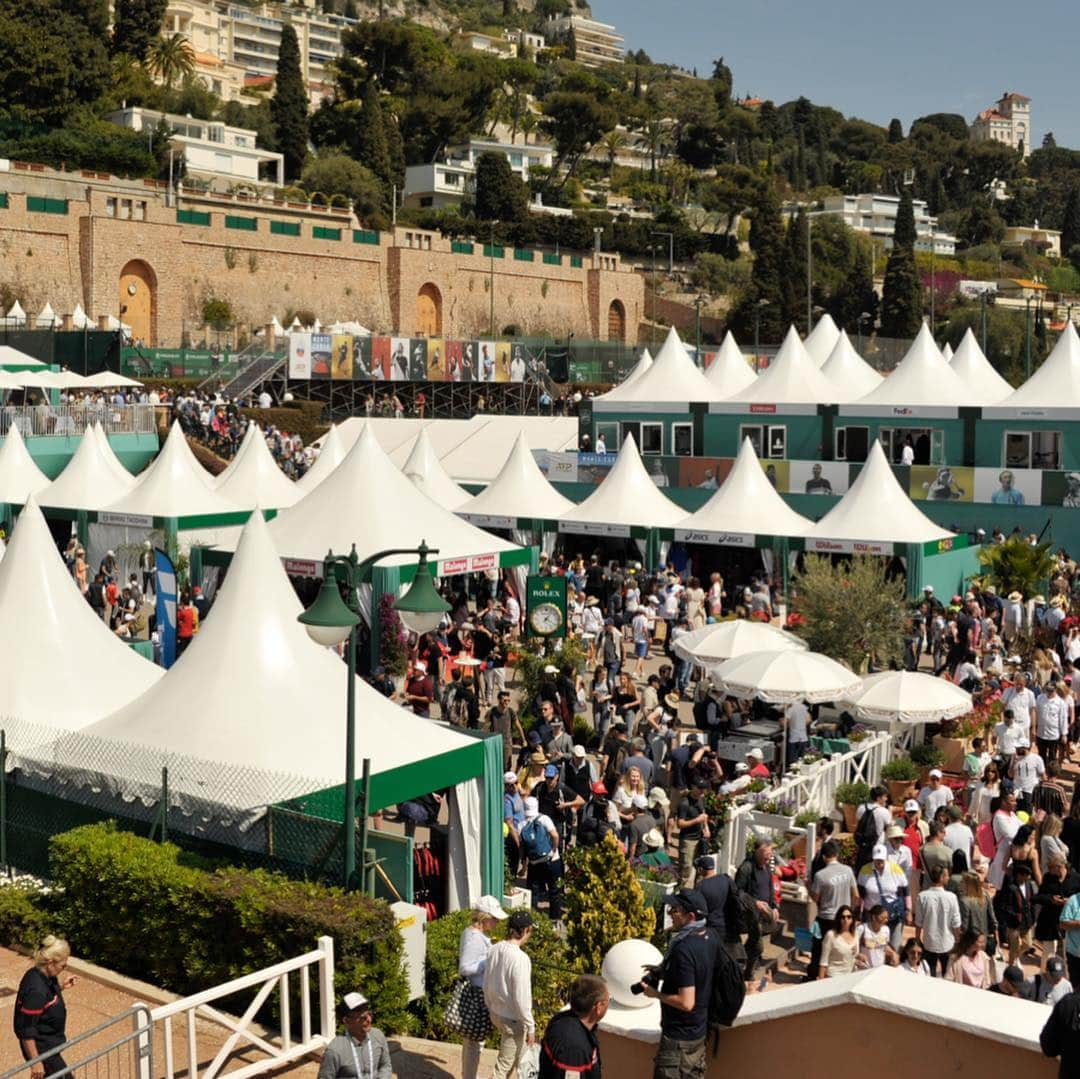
[525, 575, 568, 638]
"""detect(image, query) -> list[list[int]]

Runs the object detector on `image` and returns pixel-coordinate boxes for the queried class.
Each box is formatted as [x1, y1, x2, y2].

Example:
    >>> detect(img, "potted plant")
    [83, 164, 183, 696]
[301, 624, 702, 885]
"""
[789, 808, 822, 859]
[911, 741, 948, 783]
[847, 723, 870, 744]
[929, 723, 966, 773]
[797, 750, 825, 774]
[881, 755, 919, 805]
[835, 781, 871, 832]
[749, 794, 799, 832]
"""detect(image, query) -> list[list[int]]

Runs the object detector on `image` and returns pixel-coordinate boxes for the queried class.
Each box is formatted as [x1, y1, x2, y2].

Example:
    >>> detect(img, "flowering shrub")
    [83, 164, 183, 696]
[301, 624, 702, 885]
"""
[848, 723, 870, 743]
[379, 593, 410, 676]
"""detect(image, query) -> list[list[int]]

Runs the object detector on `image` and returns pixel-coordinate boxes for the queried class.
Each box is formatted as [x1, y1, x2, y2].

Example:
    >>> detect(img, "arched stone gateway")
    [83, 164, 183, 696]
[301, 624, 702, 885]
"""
[607, 299, 626, 342]
[118, 259, 157, 346]
[416, 282, 442, 335]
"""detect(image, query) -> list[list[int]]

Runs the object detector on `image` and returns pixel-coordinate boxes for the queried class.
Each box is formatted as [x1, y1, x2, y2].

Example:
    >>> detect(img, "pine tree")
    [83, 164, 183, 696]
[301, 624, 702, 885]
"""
[893, 186, 917, 250]
[887, 118, 904, 143]
[782, 208, 808, 327]
[111, 0, 168, 60]
[271, 24, 309, 182]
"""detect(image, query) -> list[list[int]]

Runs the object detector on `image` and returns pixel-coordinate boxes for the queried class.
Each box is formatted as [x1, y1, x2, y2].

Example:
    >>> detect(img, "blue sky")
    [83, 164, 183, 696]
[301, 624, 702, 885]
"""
[591, 0, 1077, 149]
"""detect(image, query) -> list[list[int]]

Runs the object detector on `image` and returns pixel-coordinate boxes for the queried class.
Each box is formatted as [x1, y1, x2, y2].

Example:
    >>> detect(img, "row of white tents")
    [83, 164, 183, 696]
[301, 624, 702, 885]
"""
[0, 301, 128, 332]
[598, 315, 1073, 409]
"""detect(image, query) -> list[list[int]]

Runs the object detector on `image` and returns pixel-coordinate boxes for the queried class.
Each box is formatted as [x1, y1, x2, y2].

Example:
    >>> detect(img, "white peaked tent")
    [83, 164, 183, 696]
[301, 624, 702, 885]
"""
[727, 325, 837, 404]
[599, 327, 721, 402]
[949, 328, 1013, 404]
[401, 428, 472, 510]
[803, 313, 841, 366]
[0, 497, 161, 729]
[93, 423, 136, 488]
[60, 511, 483, 813]
[461, 431, 575, 523]
[941, 343, 953, 362]
[855, 323, 968, 406]
[81, 370, 143, 388]
[559, 433, 684, 532]
[39, 427, 137, 510]
[820, 331, 884, 402]
[14, 369, 89, 390]
[213, 423, 302, 509]
[0, 424, 51, 503]
[100, 422, 241, 519]
[675, 438, 813, 540]
[3, 301, 26, 326]
[270, 315, 284, 333]
[295, 423, 346, 494]
[705, 332, 757, 397]
[248, 423, 520, 566]
[71, 305, 93, 330]
[0, 346, 46, 368]
[806, 441, 954, 549]
[596, 349, 653, 400]
[998, 323, 1080, 408]
[35, 303, 57, 329]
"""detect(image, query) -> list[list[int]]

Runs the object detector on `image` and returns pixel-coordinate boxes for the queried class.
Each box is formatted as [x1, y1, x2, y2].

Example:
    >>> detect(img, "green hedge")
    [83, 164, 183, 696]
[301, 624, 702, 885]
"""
[48, 824, 411, 1032]
[414, 907, 579, 1044]
[238, 400, 328, 446]
[0, 884, 50, 952]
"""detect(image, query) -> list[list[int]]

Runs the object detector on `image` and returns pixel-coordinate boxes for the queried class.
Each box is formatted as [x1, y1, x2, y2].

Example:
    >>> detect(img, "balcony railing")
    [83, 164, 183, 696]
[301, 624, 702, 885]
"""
[0, 403, 158, 438]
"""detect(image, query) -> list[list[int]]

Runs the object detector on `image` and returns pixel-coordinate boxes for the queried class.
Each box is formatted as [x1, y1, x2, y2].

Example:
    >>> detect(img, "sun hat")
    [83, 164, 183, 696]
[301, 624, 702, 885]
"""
[630, 794, 648, 809]
[664, 692, 681, 710]
[523, 797, 540, 819]
[748, 747, 764, 761]
[648, 787, 670, 808]
[530, 751, 547, 764]
[886, 825, 905, 839]
[474, 895, 508, 920]
[641, 828, 665, 850]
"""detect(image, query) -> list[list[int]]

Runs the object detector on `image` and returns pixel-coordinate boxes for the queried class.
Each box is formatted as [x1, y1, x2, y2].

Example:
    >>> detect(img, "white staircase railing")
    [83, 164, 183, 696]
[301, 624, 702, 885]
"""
[142, 935, 335, 1079]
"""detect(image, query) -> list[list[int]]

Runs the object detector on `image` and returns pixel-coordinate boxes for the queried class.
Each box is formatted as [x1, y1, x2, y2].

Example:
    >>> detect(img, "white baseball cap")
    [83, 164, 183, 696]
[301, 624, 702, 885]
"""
[748, 747, 764, 761]
[343, 992, 370, 1012]
[474, 895, 508, 920]
[929, 768, 943, 779]
[524, 797, 539, 819]
[572, 745, 586, 758]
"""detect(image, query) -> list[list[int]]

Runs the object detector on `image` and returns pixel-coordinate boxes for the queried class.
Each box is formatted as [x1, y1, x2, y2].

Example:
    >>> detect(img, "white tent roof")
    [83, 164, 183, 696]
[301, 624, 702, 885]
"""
[462, 431, 575, 521]
[804, 313, 841, 366]
[213, 422, 302, 509]
[941, 342, 953, 361]
[35, 303, 57, 329]
[596, 349, 653, 400]
[841, 670, 972, 723]
[806, 440, 954, 546]
[437, 417, 578, 483]
[295, 423, 345, 494]
[705, 332, 757, 397]
[401, 428, 472, 510]
[13, 369, 89, 390]
[671, 620, 808, 664]
[101, 422, 241, 519]
[855, 323, 968, 406]
[559, 433, 685, 530]
[0, 497, 161, 728]
[72, 510, 476, 799]
[0, 424, 51, 503]
[676, 437, 813, 538]
[93, 422, 136, 488]
[71, 305, 92, 330]
[600, 327, 722, 402]
[5, 301, 26, 324]
[81, 370, 143, 388]
[726, 325, 838, 404]
[0, 346, 47, 368]
[1000, 323, 1080, 408]
[270, 315, 284, 333]
[104, 314, 132, 332]
[948, 328, 1013, 404]
[820, 331, 884, 402]
[39, 427, 137, 511]
[228, 423, 519, 566]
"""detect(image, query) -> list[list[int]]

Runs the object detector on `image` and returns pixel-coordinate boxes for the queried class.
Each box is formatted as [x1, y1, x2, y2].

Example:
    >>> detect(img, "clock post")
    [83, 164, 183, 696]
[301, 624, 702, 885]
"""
[525, 575, 568, 638]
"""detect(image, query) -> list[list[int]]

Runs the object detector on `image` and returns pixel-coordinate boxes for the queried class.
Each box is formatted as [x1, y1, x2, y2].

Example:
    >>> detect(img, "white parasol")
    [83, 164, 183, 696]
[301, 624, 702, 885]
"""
[672, 620, 808, 665]
[840, 670, 971, 724]
[712, 649, 863, 705]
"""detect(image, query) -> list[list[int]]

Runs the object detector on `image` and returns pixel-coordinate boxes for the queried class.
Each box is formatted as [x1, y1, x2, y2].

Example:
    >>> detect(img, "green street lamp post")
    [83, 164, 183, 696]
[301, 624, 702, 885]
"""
[298, 541, 450, 892]
[1025, 296, 1033, 380]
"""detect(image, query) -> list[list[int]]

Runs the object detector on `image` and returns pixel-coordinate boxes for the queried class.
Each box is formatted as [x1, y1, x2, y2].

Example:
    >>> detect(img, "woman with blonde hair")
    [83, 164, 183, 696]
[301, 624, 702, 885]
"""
[452, 898, 506, 1079]
[612, 765, 647, 824]
[15, 936, 76, 1077]
[1040, 814, 1069, 869]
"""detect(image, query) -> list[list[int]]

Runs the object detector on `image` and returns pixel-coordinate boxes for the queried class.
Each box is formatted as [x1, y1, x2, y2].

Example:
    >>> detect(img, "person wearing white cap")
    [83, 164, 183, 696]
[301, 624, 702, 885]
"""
[455, 896, 508, 1079]
[317, 993, 391, 1079]
[917, 768, 954, 819]
[857, 844, 910, 952]
[404, 659, 434, 717]
[519, 797, 563, 921]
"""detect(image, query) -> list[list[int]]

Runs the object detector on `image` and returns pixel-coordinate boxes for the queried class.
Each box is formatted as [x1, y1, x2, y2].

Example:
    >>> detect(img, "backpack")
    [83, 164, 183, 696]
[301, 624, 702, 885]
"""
[706, 932, 746, 1050]
[520, 818, 553, 863]
[854, 802, 879, 857]
[448, 691, 470, 728]
[602, 632, 620, 664]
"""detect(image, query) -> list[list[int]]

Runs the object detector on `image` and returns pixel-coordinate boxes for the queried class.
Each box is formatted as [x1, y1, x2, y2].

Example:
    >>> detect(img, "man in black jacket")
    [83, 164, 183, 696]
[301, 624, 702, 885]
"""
[1042, 989, 1080, 1076]
[538, 974, 607, 1079]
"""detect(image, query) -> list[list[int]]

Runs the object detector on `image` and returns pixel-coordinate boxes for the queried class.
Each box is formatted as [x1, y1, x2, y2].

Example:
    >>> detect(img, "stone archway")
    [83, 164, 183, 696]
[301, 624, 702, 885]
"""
[416, 282, 442, 336]
[118, 259, 157, 346]
[607, 299, 626, 342]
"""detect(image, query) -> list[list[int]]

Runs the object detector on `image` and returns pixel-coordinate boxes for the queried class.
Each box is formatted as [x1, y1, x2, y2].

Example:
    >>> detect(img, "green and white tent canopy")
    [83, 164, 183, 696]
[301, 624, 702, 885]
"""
[0, 423, 50, 503]
[402, 427, 472, 511]
[39, 426, 137, 510]
[213, 421, 303, 510]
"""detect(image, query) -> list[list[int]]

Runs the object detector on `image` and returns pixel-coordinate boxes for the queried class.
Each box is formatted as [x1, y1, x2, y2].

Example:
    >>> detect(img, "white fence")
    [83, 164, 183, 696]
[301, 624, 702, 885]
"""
[142, 935, 336, 1079]
[0, 403, 157, 437]
[715, 731, 894, 874]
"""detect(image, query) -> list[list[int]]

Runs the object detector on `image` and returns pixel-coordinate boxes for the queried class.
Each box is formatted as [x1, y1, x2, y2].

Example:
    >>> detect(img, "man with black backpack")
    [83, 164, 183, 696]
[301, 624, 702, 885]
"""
[854, 786, 892, 869]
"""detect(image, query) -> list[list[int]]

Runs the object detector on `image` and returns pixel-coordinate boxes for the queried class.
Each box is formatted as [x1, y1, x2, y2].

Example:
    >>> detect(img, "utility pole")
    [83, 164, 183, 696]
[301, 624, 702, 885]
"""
[929, 227, 936, 333]
[980, 290, 988, 355]
[1025, 296, 1032, 379]
[489, 223, 496, 338]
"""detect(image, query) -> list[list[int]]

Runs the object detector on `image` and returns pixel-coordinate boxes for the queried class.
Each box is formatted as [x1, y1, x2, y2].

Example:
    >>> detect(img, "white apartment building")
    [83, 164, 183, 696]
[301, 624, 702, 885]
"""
[403, 138, 555, 210]
[544, 15, 624, 67]
[970, 92, 1032, 157]
[109, 107, 284, 186]
[163, 0, 355, 103]
[820, 193, 957, 255]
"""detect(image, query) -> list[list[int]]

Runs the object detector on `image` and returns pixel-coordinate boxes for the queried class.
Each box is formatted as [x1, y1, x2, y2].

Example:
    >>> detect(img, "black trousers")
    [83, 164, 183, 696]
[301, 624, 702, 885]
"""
[804, 915, 836, 981]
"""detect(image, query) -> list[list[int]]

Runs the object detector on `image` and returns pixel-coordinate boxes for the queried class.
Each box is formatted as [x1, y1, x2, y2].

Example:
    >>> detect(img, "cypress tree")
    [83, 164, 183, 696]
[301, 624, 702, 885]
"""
[746, 184, 786, 340]
[881, 251, 923, 338]
[355, 81, 392, 208]
[271, 24, 309, 182]
[782, 208, 808, 327]
[474, 151, 528, 222]
[893, 185, 917, 250]
[887, 118, 904, 143]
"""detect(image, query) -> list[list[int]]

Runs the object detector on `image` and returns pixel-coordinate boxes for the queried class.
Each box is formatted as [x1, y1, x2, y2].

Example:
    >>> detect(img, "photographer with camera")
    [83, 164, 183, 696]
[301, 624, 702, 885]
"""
[638, 889, 716, 1079]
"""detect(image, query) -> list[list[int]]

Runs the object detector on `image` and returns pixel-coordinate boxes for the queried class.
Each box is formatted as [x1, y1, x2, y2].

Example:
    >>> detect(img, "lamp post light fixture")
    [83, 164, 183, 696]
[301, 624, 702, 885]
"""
[298, 541, 449, 892]
[693, 293, 707, 368]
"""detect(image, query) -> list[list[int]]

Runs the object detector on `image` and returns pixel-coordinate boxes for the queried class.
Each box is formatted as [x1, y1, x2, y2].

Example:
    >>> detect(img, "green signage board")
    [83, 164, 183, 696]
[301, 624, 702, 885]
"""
[525, 576, 567, 638]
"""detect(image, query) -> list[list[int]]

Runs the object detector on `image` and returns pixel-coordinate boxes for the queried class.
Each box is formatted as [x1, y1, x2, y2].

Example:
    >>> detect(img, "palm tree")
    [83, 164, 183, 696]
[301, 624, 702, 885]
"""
[147, 33, 196, 92]
[519, 111, 537, 147]
[599, 130, 626, 176]
[977, 536, 1058, 606]
[636, 119, 668, 180]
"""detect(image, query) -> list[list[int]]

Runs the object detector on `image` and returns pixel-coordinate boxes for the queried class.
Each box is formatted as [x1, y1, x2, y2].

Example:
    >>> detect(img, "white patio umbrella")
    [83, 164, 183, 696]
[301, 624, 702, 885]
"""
[712, 649, 863, 704]
[840, 670, 971, 724]
[671, 620, 808, 665]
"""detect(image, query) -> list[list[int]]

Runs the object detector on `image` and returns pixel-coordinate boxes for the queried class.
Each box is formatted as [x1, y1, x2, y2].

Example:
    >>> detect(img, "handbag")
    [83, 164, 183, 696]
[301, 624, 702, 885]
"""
[518, 1043, 541, 1079]
[445, 977, 492, 1042]
[874, 868, 906, 926]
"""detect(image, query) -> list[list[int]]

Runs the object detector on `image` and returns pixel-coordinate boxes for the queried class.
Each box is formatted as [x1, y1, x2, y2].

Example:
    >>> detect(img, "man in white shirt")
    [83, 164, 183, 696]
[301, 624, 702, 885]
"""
[1011, 744, 1046, 812]
[484, 910, 535, 1079]
[784, 699, 811, 766]
[942, 806, 975, 869]
[917, 769, 954, 819]
[900, 439, 915, 465]
[1038, 956, 1074, 1006]
[1036, 684, 1070, 764]
[994, 707, 1023, 771]
[1003, 674, 1037, 745]
[915, 864, 962, 976]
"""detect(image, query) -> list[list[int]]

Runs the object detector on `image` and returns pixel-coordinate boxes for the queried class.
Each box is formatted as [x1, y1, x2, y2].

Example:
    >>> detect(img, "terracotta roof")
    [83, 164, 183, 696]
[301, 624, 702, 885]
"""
[1001, 92, 1031, 102]
[1008, 278, 1048, 290]
[244, 75, 275, 87]
[194, 52, 222, 66]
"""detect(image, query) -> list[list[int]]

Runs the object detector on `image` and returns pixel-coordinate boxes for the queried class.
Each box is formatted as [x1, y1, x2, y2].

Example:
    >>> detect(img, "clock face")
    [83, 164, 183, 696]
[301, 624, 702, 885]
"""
[529, 601, 563, 635]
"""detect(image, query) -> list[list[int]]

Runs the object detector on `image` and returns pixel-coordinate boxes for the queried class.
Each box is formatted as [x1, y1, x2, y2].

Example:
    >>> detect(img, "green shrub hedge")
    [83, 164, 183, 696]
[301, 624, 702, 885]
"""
[0, 884, 49, 952]
[48, 823, 411, 1032]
